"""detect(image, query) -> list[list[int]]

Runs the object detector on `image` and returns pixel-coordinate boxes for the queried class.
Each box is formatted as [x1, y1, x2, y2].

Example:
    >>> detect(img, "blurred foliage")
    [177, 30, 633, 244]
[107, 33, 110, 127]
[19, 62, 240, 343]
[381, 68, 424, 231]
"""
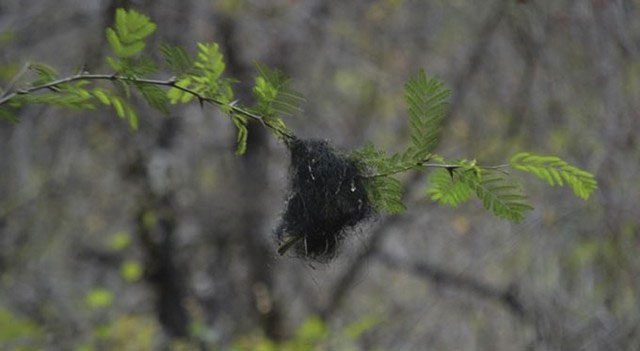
[0, 307, 44, 351]
[85, 288, 115, 309]
[231, 315, 380, 351]
[25, 313, 381, 351]
[76, 315, 158, 351]
[120, 260, 143, 282]
[109, 231, 132, 251]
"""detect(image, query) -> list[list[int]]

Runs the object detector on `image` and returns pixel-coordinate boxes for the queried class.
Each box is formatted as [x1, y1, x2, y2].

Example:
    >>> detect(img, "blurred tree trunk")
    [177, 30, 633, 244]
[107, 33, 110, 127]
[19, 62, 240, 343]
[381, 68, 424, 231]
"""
[217, 14, 286, 341]
[118, 0, 193, 339]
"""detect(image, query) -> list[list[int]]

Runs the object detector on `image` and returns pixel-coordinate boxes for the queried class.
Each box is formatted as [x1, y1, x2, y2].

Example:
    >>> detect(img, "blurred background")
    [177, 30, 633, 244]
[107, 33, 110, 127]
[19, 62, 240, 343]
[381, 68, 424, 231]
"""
[0, 0, 639, 350]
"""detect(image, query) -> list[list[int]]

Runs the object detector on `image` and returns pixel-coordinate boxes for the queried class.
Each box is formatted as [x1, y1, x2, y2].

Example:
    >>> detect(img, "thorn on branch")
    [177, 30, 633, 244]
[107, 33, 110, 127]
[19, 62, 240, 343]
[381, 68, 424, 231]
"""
[446, 166, 457, 178]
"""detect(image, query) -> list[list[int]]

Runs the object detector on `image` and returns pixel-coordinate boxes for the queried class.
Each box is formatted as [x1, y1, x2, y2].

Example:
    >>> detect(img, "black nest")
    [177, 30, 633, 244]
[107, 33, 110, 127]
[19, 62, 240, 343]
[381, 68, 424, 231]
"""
[275, 138, 373, 262]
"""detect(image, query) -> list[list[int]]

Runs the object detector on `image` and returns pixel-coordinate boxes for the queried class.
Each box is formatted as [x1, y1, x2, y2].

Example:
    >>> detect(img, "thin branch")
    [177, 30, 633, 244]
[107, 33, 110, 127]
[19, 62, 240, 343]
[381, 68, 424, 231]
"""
[277, 235, 303, 255]
[0, 72, 294, 139]
[364, 161, 510, 179]
[376, 251, 527, 319]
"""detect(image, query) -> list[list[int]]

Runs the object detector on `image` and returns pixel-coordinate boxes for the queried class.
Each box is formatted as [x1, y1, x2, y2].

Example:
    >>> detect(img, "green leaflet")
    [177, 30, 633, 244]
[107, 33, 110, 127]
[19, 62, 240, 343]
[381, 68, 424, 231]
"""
[425, 160, 533, 222]
[233, 114, 248, 155]
[460, 170, 533, 222]
[135, 83, 169, 113]
[353, 70, 452, 215]
[167, 77, 195, 104]
[107, 57, 158, 77]
[167, 43, 234, 105]
[105, 9, 158, 81]
[15, 80, 95, 109]
[351, 145, 408, 214]
[364, 176, 405, 214]
[253, 64, 305, 118]
[160, 43, 193, 75]
[251, 64, 304, 140]
[29, 63, 58, 85]
[106, 9, 156, 58]
[426, 168, 474, 208]
[92, 89, 138, 131]
[404, 69, 451, 161]
[510, 152, 598, 200]
[351, 143, 429, 178]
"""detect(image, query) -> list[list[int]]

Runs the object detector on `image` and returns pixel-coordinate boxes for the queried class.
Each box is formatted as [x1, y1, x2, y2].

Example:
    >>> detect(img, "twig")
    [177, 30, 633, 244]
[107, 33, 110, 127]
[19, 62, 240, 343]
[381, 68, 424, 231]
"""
[277, 235, 303, 255]
[365, 161, 510, 179]
[376, 251, 527, 319]
[0, 72, 294, 140]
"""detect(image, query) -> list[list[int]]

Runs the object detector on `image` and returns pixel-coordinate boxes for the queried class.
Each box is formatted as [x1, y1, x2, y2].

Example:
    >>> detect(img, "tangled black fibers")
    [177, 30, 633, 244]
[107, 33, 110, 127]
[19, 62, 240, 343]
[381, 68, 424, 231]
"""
[275, 138, 373, 262]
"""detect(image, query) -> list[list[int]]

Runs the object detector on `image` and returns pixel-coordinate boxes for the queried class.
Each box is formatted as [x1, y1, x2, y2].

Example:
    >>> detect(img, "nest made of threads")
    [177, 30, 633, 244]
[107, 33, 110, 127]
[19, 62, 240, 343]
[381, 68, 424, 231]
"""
[275, 138, 374, 262]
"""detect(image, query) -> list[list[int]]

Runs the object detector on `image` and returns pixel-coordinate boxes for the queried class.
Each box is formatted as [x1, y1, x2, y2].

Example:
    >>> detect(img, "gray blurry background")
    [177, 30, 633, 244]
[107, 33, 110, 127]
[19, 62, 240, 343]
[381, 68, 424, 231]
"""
[0, 0, 639, 350]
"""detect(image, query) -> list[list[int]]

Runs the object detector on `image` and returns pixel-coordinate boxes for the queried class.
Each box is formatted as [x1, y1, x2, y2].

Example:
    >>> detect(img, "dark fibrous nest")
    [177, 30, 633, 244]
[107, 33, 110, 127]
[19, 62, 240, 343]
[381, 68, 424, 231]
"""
[275, 138, 374, 262]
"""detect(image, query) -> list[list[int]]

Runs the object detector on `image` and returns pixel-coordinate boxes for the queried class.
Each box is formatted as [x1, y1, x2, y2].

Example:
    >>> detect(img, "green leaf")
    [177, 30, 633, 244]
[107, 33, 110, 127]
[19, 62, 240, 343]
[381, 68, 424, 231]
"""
[426, 168, 474, 208]
[136, 83, 169, 113]
[107, 56, 158, 77]
[114, 8, 156, 42]
[251, 64, 304, 140]
[29, 63, 58, 85]
[253, 63, 305, 119]
[351, 143, 389, 174]
[364, 176, 405, 214]
[460, 169, 533, 222]
[107, 28, 144, 58]
[167, 77, 195, 104]
[126, 104, 139, 130]
[404, 70, 451, 158]
[106, 8, 156, 58]
[510, 152, 598, 200]
[232, 114, 248, 155]
[351, 143, 427, 178]
[16, 91, 94, 109]
[111, 96, 126, 118]
[193, 42, 226, 98]
[92, 88, 112, 106]
[160, 43, 192, 74]
[195, 42, 225, 77]
[92, 89, 139, 128]
[167, 42, 234, 106]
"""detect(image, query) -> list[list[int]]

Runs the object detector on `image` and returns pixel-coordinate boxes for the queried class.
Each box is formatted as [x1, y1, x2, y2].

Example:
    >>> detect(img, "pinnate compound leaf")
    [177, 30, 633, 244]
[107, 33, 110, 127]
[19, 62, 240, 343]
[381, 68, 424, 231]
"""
[510, 152, 597, 200]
